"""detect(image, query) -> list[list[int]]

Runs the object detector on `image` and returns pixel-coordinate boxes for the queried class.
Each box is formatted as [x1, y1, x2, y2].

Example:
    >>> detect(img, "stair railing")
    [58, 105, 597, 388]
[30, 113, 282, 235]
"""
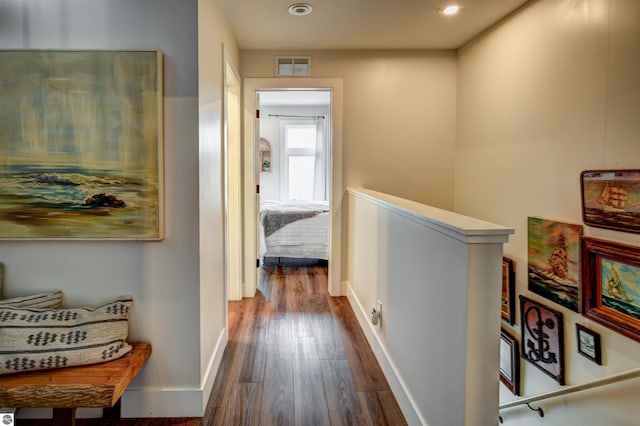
[498, 366, 640, 422]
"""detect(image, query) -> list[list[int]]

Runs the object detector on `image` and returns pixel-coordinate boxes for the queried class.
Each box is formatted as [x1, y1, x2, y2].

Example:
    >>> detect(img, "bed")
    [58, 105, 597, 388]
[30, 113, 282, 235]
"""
[260, 200, 330, 262]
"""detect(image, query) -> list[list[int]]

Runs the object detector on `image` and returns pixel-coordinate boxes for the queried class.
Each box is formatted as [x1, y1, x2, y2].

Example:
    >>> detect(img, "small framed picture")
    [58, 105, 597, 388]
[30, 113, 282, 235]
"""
[500, 327, 520, 395]
[576, 324, 602, 365]
[501, 257, 516, 325]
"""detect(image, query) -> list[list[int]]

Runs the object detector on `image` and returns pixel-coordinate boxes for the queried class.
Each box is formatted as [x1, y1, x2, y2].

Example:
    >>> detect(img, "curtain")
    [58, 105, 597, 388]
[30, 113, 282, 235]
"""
[313, 116, 328, 201]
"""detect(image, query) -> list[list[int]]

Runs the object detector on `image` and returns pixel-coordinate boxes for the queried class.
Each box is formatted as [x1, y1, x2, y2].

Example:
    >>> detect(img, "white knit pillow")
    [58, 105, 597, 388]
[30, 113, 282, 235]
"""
[0, 290, 64, 309]
[0, 296, 133, 375]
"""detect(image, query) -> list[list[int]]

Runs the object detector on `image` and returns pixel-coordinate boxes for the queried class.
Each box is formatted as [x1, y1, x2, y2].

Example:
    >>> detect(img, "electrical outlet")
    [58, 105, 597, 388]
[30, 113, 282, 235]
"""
[0, 408, 15, 426]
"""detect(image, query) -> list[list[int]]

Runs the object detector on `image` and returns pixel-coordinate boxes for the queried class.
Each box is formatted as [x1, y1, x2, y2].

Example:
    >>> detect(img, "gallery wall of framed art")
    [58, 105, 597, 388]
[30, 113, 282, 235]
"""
[499, 170, 640, 398]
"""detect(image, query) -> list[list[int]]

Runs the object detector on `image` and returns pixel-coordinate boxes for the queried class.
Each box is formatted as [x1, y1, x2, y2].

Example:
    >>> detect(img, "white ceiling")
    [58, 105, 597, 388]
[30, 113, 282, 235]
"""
[219, 0, 530, 50]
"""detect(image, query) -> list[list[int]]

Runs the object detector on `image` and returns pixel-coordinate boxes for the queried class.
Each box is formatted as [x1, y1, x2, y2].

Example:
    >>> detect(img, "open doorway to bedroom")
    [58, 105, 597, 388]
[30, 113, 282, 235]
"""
[242, 78, 343, 298]
[257, 90, 331, 271]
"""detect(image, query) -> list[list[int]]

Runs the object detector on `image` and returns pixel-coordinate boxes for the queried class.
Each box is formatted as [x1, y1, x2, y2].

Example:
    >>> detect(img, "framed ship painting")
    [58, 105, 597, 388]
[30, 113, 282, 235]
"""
[501, 257, 516, 325]
[581, 170, 640, 234]
[0, 50, 164, 240]
[520, 295, 565, 385]
[582, 237, 640, 343]
[528, 217, 583, 312]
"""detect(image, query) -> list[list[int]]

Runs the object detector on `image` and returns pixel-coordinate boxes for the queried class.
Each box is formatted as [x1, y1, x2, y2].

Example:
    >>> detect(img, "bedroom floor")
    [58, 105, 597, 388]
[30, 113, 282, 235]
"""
[205, 263, 407, 425]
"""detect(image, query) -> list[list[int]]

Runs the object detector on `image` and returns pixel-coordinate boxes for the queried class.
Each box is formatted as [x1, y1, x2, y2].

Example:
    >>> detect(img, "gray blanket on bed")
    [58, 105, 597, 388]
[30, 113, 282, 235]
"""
[260, 200, 329, 238]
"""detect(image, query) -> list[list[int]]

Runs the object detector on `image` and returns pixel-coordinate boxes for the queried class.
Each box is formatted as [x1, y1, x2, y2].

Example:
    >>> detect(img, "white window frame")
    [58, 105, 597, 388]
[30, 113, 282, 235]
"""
[280, 119, 317, 200]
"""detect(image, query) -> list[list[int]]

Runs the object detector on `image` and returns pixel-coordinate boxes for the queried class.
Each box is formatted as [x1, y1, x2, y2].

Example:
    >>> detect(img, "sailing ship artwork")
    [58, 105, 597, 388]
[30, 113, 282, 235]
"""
[582, 237, 640, 342]
[600, 258, 640, 320]
[528, 217, 583, 312]
[0, 50, 164, 239]
[581, 170, 640, 234]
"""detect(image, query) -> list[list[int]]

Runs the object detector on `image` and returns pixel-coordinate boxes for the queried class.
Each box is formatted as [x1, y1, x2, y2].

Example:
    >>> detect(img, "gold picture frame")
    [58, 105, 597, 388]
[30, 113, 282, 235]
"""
[582, 237, 640, 343]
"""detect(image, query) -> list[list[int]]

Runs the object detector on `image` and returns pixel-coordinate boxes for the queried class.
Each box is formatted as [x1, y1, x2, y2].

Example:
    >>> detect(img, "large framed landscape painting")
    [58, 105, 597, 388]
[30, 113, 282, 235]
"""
[581, 170, 640, 234]
[528, 217, 583, 312]
[0, 50, 164, 239]
[582, 237, 640, 343]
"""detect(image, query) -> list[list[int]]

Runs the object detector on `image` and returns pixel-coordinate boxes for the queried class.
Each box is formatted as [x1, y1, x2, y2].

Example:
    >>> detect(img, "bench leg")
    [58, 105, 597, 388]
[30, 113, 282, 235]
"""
[52, 408, 76, 426]
[103, 398, 122, 419]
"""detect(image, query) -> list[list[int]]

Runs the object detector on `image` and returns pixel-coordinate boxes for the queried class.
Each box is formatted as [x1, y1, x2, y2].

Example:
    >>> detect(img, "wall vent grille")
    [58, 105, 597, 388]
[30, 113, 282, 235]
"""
[275, 56, 311, 76]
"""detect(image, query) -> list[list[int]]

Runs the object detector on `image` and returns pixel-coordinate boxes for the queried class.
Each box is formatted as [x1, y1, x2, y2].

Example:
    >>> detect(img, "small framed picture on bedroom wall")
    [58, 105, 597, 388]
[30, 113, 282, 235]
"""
[259, 138, 272, 172]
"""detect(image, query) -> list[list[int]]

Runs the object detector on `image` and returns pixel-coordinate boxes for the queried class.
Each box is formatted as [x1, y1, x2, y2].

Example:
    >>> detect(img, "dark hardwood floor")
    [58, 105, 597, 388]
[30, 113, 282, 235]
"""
[17, 264, 406, 425]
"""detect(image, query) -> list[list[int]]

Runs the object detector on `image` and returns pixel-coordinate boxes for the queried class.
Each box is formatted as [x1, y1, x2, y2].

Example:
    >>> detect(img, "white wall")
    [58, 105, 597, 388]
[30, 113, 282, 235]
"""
[197, 0, 240, 415]
[457, 0, 640, 423]
[241, 50, 458, 210]
[0, 0, 237, 417]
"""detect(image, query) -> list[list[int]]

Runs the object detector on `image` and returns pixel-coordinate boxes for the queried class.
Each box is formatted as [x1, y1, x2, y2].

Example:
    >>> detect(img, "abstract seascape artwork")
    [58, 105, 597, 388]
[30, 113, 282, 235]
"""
[0, 50, 164, 239]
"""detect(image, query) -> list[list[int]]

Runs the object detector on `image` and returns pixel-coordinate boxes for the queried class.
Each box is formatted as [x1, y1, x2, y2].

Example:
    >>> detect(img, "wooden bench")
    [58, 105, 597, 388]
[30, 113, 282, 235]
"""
[0, 342, 151, 426]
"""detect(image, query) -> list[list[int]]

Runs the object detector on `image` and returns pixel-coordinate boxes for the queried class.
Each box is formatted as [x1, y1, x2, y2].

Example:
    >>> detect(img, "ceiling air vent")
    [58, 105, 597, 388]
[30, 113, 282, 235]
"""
[275, 56, 311, 76]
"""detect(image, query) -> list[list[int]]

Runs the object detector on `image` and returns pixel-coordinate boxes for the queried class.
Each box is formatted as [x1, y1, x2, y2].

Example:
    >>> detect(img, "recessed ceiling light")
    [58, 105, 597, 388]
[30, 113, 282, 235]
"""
[289, 3, 313, 16]
[440, 4, 461, 16]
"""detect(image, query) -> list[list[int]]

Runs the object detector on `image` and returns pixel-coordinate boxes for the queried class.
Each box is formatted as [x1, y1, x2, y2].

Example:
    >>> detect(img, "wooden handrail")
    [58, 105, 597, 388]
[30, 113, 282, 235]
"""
[499, 366, 640, 419]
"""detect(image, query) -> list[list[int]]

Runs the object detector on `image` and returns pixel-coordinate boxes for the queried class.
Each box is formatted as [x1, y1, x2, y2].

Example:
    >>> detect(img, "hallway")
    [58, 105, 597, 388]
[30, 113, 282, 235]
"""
[206, 264, 407, 425]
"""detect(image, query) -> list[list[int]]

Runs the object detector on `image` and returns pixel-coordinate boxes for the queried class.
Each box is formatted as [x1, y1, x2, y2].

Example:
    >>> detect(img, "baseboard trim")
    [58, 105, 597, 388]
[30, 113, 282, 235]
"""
[122, 387, 204, 418]
[202, 328, 227, 409]
[121, 328, 227, 418]
[344, 281, 425, 426]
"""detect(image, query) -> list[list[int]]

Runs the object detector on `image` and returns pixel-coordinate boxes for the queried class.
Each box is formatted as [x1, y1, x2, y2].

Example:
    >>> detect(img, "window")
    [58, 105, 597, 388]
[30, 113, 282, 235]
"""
[283, 122, 316, 200]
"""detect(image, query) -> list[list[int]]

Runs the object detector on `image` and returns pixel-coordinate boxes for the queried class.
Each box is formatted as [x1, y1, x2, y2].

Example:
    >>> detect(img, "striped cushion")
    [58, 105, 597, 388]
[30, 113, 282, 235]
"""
[0, 296, 133, 375]
[0, 290, 64, 309]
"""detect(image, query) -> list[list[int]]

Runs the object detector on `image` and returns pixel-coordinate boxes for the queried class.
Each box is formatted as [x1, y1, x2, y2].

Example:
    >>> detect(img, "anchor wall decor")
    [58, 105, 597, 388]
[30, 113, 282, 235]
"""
[520, 295, 565, 385]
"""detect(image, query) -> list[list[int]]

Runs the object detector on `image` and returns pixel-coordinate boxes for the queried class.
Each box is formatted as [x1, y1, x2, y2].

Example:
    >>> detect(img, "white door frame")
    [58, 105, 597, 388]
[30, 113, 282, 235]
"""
[223, 56, 243, 302]
[242, 78, 343, 297]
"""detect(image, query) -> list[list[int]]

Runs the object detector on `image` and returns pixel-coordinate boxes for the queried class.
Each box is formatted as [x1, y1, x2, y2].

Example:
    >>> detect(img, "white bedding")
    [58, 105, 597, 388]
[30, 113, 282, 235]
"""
[260, 201, 329, 260]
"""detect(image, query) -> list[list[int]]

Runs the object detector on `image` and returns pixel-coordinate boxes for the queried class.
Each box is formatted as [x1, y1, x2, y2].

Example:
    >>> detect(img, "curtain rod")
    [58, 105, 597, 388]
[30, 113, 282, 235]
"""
[267, 114, 325, 119]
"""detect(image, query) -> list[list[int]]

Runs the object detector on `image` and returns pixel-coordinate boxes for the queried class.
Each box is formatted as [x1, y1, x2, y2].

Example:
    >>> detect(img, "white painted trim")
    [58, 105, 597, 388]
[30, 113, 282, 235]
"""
[347, 187, 514, 244]
[121, 387, 204, 418]
[123, 328, 226, 418]
[18, 330, 227, 420]
[243, 78, 344, 297]
[201, 328, 227, 411]
[344, 281, 425, 426]
[223, 49, 244, 302]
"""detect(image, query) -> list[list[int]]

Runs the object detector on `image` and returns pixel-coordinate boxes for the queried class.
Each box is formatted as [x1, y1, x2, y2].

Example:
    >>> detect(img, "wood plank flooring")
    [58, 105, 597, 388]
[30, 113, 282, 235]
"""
[15, 264, 406, 426]
[207, 264, 406, 425]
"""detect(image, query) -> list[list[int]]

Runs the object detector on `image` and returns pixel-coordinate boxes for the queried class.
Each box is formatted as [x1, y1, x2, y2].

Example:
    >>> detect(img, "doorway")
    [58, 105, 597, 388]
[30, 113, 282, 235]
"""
[257, 90, 331, 269]
[242, 78, 343, 297]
